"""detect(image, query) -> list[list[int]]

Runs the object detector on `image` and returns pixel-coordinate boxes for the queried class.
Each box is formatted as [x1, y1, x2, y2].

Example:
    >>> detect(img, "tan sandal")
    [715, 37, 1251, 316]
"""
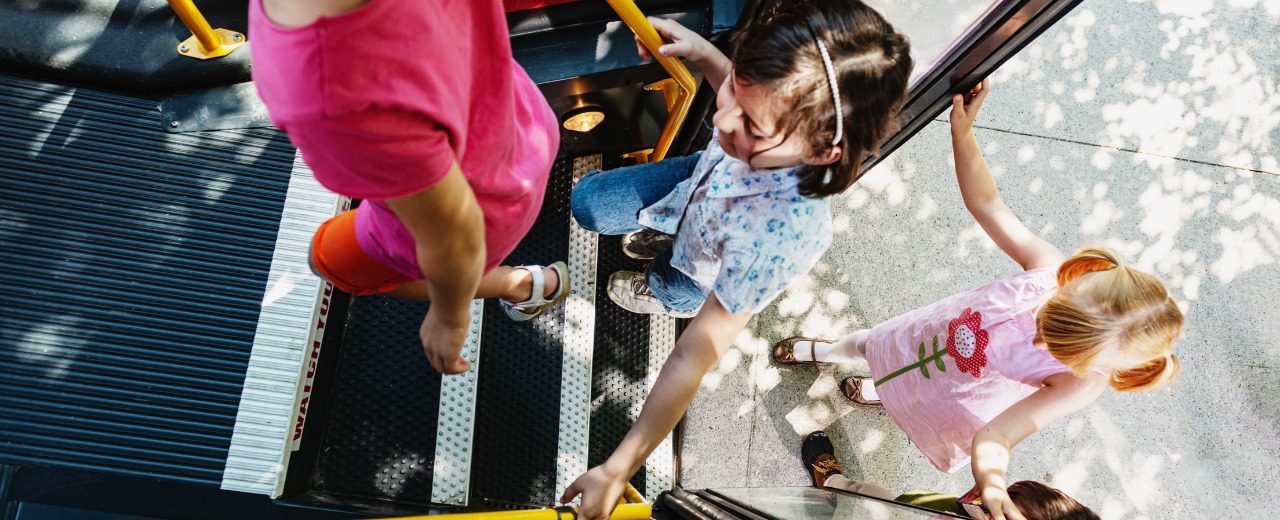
[840, 377, 882, 406]
[771, 336, 834, 365]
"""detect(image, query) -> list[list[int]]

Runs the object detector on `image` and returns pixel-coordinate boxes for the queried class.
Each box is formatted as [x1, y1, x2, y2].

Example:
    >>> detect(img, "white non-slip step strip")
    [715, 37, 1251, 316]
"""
[644, 315, 677, 502]
[555, 155, 603, 502]
[431, 299, 486, 505]
[222, 152, 345, 497]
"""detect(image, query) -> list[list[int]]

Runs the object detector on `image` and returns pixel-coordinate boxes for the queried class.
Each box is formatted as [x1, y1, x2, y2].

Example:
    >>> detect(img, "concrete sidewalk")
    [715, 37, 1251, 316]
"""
[680, 1, 1280, 518]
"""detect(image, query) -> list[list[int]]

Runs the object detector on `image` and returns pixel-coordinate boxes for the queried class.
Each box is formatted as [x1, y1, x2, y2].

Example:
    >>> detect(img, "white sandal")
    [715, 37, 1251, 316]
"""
[500, 261, 570, 321]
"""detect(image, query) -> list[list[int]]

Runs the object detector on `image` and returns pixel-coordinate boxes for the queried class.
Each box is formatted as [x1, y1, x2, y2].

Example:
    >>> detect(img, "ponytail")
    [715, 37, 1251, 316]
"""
[1055, 247, 1119, 288]
[1112, 354, 1180, 392]
[1039, 245, 1185, 391]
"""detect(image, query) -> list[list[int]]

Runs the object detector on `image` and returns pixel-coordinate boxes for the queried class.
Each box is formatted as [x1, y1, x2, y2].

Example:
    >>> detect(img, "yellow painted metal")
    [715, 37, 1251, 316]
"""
[622, 483, 646, 506]
[606, 0, 697, 163]
[622, 148, 655, 165]
[645, 78, 680, 113]
[379, 503, 651, 520]
[166, 0, 246, 59]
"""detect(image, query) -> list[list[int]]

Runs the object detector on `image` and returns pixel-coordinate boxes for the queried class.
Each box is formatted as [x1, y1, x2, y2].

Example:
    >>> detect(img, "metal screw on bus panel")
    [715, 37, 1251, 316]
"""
[179, 44, 189, 52]
[233, 34, 243, 41]
[170, 121, 180, 128]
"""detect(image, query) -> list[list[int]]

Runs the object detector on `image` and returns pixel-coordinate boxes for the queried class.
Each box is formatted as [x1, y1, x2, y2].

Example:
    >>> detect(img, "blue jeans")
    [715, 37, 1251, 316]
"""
[570, 152, 707, 314]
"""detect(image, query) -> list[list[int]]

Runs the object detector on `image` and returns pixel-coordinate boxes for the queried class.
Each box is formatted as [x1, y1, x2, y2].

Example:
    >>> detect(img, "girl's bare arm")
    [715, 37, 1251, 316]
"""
[384, 162, 486, 375]
[561, 296, 753, 520]
[971, 370, 1107, 520]
[949, 80, 1064, 272]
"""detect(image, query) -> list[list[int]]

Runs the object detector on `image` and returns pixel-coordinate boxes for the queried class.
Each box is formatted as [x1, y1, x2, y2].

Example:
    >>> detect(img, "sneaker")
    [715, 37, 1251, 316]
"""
[801, 431, 844, 488]
[606, 271, 698, 318]
[622, 229, 674, 260]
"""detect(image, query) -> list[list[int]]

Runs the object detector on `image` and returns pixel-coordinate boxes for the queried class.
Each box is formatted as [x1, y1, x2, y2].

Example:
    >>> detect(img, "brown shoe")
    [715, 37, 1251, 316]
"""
[801, 431, 843, 487]
[840, 377, 883, 406]
[772, 337, 834, 365]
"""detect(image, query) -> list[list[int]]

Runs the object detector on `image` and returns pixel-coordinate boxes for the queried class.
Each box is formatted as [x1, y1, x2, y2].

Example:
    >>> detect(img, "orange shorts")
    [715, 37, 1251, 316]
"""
[310, 208, 415, 296]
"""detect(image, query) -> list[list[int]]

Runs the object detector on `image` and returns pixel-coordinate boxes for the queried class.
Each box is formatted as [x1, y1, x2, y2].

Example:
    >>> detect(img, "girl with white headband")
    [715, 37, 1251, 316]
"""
[773, 80, 1184, 519]
[564, 1, 911, 518]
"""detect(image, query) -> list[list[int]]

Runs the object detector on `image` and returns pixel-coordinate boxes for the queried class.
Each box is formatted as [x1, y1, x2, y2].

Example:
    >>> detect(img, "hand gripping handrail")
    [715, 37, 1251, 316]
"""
[379, 484, 651, 520]
[606, 0, 698, 163]
[380, 503, 651, 520]
[166, 0, 246, 59]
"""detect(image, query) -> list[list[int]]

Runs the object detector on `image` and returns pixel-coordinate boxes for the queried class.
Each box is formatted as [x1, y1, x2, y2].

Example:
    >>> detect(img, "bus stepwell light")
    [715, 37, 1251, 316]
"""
[563, 105, 605, 133]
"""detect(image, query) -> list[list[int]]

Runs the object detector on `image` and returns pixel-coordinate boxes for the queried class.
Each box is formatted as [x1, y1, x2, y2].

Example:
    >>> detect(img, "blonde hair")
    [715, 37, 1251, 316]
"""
[1037, 246, 1184, 391]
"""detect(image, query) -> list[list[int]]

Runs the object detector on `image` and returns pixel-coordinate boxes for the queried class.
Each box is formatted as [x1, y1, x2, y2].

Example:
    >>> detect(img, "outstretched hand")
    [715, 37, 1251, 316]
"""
[634, 16, 712, 63]
[560, 464, 629, 520]
[419, 308, 471, 374]
[949, 78, 991, 135]
[981, 483, 1028, 520]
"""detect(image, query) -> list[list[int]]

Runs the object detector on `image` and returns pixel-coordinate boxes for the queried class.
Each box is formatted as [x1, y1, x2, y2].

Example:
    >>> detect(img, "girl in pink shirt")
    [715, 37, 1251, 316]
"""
[773, 80, 1184, 520]
[250, 0, 565, 374]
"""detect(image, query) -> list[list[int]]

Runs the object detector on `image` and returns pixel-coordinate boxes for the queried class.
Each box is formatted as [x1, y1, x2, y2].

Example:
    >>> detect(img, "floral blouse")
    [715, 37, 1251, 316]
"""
[637, 131, 832, 314]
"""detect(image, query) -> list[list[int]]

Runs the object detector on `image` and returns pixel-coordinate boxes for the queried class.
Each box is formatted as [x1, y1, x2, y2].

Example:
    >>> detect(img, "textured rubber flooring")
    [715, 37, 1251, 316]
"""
[468, 156, 574, 508]
[308, 152, 673, 508]
[587, 155, 655, 497]
[311, 295, 441, 503]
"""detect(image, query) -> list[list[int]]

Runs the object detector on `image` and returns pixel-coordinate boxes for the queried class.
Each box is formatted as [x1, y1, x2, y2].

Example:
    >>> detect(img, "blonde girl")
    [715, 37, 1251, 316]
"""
[773, 80, 1182, 520]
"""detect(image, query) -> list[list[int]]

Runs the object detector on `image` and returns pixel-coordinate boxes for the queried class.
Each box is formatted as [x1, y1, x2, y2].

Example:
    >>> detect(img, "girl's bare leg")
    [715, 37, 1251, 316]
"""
[385, 265, 560, 303]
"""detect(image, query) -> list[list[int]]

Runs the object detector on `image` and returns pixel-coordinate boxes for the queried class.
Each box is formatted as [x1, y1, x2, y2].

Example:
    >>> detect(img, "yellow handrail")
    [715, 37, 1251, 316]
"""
[166, 0, 246, 59]
[381, 483, 649, 520]
[605, 0, 698, 163]
[381, 503, 651, 520]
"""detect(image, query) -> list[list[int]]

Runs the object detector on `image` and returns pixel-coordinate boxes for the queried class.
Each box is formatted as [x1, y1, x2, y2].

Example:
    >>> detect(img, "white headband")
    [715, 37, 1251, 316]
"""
[815, 39, 843, 146]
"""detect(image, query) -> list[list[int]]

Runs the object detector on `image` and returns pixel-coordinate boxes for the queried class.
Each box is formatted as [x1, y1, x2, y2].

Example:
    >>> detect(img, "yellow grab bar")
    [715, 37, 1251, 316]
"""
[606, 0, 698, 163]
[622, 482, 646, 506]
[381, 483, 649, 520]
[380, 503, 651, 520]
[166, 0, 246, 59]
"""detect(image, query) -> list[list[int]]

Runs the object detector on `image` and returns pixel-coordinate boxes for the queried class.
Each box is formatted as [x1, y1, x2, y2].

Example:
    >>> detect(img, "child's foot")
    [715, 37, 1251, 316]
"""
[772, 337, 836, 365]
[839, 377, 882, 407]
[501, 262, 569, 321]
[621, 229, 673, 260]
[801, 431, 843, 488]
[606, 271, 698, 318]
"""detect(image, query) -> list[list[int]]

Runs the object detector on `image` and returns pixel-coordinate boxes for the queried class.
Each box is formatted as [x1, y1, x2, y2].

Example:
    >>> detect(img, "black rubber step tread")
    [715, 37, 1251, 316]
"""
[469, 156, 575, 507]
[310, 295, 442, 504]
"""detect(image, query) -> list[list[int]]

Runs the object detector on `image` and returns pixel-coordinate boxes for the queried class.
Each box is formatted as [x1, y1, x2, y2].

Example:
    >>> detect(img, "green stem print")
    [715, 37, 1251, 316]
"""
[874, 335, 948, 387]
[873, 308, 989, 388]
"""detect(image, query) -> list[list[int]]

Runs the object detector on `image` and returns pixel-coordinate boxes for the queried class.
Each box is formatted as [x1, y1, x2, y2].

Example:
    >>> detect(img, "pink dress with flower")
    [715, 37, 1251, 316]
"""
[864, 267, 1070, 473]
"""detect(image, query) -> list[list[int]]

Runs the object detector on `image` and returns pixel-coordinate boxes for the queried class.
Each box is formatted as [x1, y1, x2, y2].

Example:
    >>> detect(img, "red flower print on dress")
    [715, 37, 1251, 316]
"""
[946, 308, 989, 377]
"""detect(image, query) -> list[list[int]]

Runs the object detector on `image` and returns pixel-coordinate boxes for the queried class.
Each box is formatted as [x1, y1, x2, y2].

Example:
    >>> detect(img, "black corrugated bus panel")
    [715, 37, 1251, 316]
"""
[0, 74, 294, 485]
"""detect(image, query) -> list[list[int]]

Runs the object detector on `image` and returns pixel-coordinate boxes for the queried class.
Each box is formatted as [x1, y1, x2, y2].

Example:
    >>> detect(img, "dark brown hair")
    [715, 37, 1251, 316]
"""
[730, 0, 912, 197]
[1007, 481, 1100, 520]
